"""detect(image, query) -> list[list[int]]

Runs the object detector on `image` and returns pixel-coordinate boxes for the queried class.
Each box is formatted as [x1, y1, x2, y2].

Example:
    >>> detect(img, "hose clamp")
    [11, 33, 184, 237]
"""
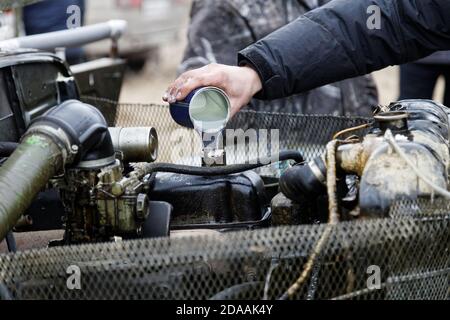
[309, 158, 326, 185]
[25, 125, 76, 164]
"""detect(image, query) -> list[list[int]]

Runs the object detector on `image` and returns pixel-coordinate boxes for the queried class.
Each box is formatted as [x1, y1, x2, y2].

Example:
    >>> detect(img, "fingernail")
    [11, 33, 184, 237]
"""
[163, 92, 169, 100]
[176, 91, 182, 99]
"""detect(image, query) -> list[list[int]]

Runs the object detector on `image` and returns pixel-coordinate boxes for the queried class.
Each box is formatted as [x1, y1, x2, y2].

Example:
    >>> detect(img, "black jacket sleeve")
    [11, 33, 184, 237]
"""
[238, 0, 450, 100]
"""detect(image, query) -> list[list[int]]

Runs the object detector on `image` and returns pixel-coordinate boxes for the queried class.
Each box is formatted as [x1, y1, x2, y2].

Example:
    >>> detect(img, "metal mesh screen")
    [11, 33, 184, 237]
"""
[0, 211, 448, 300]
[82, 96, 370, 166]
[0, 98, 448, 300]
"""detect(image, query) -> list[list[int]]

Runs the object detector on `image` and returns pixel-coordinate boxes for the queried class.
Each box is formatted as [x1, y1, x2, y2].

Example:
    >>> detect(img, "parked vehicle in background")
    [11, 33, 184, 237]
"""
[85, 0, 191, 71]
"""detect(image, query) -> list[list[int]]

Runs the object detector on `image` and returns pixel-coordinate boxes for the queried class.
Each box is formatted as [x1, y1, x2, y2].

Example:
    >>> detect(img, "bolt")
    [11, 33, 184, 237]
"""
[71, 145, 79, 153]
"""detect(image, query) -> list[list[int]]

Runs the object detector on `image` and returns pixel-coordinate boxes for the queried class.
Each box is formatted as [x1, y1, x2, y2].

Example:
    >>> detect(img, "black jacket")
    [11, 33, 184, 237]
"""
[179, 0, 378, 116]
[417, 51, 450, 65]
[238, 0, 450, 100]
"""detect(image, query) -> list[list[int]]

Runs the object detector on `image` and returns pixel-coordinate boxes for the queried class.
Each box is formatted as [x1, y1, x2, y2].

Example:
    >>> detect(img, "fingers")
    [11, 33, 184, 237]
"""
[163, 64, 226, 103]
[171, 75, 199, 102]
[163, 64, 255, 122]
[163, 69, 203, 103]
[163, 74, 190, 103]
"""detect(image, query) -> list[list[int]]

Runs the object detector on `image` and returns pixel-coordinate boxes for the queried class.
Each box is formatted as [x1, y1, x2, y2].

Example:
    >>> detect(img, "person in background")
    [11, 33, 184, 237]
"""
[178, 0, 378, 116]
[22, 0, 86, 64]
[399, 51, 450, 106]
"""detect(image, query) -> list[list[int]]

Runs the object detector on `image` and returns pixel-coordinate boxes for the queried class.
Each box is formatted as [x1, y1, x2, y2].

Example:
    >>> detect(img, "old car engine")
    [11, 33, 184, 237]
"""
[278, 100, 450, 220]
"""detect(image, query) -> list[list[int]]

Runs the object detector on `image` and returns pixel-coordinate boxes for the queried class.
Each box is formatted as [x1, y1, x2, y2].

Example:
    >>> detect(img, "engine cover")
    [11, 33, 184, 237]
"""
[149, 171, 268, 230]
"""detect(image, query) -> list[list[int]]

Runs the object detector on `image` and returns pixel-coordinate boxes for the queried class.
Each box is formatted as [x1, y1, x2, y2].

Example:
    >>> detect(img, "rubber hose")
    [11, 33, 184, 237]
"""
[143, 150, 304, 176]
[0, 133, 64, 241]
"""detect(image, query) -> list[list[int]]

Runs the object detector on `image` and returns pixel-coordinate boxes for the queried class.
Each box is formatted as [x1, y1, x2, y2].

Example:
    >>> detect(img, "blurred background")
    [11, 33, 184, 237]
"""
[0, 0, 445, 107]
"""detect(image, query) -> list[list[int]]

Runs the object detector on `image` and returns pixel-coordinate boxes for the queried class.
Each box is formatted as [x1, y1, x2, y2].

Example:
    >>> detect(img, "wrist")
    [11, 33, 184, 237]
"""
[242, 65, 263, 96]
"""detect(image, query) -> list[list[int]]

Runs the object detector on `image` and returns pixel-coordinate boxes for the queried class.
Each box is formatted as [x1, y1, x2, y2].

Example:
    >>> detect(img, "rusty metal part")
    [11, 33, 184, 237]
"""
[59, 158, 153, 243]
[270, 193, 300, 226]
[373, 111, 408, 122]
[374, 111, 409, 134]
[359, 131, 449, 216]
[384, 130, 450, 199]
[336, 134, 383, 176]
[332, 123, 371, 140]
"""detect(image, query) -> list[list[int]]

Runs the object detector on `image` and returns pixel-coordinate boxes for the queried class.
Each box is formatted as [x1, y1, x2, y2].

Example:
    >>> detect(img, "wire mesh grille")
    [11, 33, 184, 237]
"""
[0, 98, 448, 300]
[82, 96, 370, 166]
[0, 213, 448, 300]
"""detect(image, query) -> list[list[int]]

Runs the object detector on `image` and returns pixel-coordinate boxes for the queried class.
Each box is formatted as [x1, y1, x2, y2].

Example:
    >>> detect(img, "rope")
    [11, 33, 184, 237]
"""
[278, 140, 340, 300]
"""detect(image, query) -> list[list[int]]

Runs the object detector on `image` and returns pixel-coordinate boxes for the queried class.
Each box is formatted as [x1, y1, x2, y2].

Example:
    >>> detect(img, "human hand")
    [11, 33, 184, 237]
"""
[163, 63, 262, 117]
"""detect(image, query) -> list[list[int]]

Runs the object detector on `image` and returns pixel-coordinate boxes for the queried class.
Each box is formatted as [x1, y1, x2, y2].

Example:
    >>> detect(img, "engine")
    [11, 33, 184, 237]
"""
[277, 100, 450, 221]
[54, 127, 159, 243]
[0, 50, 449, 249]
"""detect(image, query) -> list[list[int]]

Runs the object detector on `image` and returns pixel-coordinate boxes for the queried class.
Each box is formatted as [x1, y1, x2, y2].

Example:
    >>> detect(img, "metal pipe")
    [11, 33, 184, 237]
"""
[0, 20, 127, 51]
[109, 127, 158, 163]
[0, 133, 64, 241]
